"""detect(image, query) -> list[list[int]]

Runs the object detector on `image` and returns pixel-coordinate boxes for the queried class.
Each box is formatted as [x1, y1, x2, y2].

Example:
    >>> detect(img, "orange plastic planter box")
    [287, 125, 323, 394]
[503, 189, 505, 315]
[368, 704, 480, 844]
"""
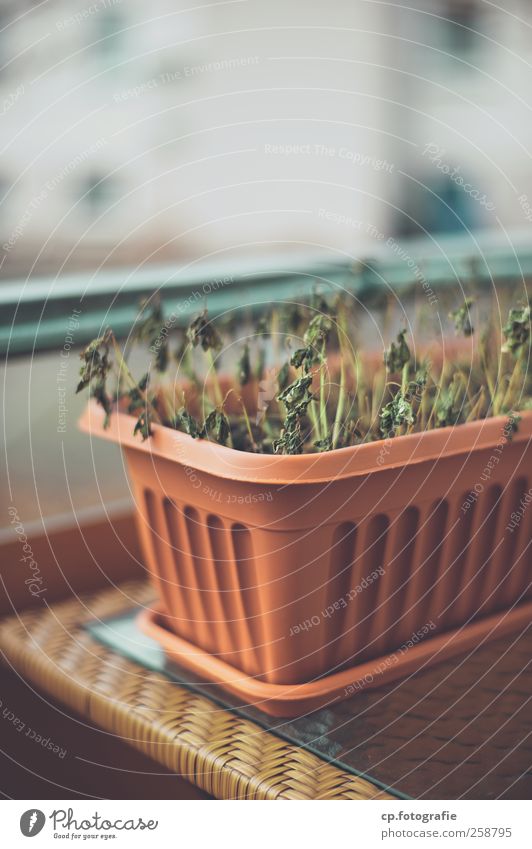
[80, 402, 532, 716]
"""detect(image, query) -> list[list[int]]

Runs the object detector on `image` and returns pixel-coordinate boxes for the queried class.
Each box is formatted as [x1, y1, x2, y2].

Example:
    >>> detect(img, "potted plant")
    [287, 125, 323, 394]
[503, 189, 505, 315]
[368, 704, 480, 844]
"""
[77, 291, 532, 716]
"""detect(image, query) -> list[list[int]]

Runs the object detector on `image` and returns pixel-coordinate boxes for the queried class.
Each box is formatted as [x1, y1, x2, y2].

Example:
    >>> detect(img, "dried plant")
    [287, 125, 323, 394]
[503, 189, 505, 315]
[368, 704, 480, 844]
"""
[76, 290, 531, 453]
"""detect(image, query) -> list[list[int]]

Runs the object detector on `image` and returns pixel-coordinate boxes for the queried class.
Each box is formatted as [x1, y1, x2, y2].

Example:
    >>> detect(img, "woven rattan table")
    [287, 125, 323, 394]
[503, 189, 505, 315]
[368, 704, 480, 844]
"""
[0, 581, 392, 801]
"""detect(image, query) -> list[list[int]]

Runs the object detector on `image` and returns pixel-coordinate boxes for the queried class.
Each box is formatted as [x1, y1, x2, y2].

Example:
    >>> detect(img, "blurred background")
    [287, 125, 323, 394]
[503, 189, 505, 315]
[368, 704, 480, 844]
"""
[1, 0, 532, 279]
[2, 0, 532, 573]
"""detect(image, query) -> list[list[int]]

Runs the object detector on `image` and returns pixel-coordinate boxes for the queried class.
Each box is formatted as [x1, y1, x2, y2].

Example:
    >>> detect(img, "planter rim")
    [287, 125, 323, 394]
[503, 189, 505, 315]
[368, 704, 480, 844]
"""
[79, 401, 532, 486]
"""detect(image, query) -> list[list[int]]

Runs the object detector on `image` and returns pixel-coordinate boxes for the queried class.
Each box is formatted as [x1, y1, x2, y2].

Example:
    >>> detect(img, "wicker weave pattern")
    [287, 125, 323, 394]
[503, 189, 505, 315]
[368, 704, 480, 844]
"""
[0, 582, 392, 800]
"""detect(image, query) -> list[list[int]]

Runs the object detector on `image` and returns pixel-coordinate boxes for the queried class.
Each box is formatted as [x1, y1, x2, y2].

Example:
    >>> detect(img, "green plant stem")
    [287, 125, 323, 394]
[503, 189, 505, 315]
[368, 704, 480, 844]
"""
[401, 361, 409, 394]
[239, 398, 257, 451]
[420, 381, 430, 431]
[355, 357, 366, 429]
[308, 395, 322, 442]
[277, 395, 287, 422]
[479, 334, 496, 409]
[112, 336, 139, 392]
[319, 342, 328, 440]
[501, 349, 526, 412]
[426, 388, 439, 431]
[493, 377, 509, 416]
[332, 361, 346, 448]
[466, 386, 486, 422]
[458, 367, 474, 404]
[158, 383, 175, 421]
[112, 336, 162, 422]
[332, 307, 350, 448]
